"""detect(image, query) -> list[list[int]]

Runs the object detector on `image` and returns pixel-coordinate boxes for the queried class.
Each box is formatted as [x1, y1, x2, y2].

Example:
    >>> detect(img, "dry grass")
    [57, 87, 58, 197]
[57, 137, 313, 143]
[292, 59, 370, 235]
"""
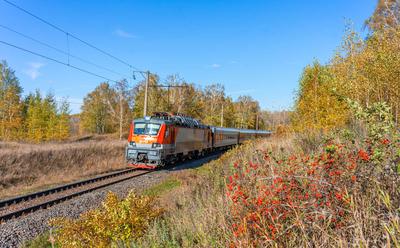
[0, 139, 127, 199]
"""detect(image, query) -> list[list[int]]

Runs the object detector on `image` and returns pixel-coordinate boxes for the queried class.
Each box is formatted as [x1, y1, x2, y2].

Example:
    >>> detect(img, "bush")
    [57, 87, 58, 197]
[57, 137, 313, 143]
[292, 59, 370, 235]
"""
[225, 134, 400, 246]
[49, 191, 162, 248]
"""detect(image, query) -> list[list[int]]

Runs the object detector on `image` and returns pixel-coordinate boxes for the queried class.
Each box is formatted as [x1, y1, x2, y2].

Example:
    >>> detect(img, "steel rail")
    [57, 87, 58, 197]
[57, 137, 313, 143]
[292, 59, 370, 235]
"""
[0, 168, 138, 208]
[0, 170, 152, 223]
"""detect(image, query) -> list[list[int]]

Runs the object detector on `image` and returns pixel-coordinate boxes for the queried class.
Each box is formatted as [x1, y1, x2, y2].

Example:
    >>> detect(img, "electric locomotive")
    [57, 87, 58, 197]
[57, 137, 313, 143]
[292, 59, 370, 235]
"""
[126, 112, 271, 169]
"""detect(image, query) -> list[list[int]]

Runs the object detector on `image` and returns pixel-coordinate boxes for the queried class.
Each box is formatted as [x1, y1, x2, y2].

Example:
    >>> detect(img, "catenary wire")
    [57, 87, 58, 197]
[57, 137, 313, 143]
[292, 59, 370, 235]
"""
[3, 0, 142, 71]
[0, 24, 131, 79]
[0, 40, 119, 83]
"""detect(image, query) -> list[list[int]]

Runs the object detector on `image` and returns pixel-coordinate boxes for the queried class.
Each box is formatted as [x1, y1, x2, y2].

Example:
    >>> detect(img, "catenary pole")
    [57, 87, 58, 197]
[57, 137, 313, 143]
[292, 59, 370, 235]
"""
[143, 71, 150, 117]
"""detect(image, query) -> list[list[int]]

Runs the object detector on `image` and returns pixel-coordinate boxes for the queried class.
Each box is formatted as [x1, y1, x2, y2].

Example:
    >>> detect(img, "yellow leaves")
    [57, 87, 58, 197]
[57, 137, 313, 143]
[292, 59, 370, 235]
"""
[0, 85, 24, 140]
[294, 27, 400, 132]
[49, 191, 163, 248]
[25, 92, 70, 143]
[292, 62, 349, 133]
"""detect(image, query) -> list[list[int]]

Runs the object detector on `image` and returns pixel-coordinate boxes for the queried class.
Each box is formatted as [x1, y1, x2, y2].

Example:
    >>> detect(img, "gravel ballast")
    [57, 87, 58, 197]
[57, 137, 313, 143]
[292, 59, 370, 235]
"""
[0, 154, 221, 247]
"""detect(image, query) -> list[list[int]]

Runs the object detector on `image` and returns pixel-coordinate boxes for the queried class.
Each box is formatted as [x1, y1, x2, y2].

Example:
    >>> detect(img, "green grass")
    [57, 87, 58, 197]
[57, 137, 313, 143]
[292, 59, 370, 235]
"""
[22, 231, 56, 248]
[143, 178, 181, 197]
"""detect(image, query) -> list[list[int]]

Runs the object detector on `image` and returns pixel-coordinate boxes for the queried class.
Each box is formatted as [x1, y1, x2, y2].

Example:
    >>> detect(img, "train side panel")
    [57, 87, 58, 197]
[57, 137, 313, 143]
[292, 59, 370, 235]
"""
[212, 127, 239, 148]
[174, 126, 211, 155]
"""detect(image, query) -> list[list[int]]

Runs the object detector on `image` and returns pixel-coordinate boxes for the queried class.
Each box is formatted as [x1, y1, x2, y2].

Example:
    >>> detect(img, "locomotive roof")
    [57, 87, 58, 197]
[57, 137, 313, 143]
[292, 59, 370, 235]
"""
[133, 117, 173, 124]
[133, 116, 209, 129]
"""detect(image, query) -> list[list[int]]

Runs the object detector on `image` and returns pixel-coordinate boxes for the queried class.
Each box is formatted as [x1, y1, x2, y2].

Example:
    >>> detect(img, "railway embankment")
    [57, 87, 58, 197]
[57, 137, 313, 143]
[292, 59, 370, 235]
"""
[0, 139, 126, 199]
[25, 133, 400, 247]
[0, 153, 221, 247]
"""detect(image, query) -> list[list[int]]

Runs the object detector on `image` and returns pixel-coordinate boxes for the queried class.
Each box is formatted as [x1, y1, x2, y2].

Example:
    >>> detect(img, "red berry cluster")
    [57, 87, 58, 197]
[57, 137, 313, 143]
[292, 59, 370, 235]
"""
[226, 141, 375, 245]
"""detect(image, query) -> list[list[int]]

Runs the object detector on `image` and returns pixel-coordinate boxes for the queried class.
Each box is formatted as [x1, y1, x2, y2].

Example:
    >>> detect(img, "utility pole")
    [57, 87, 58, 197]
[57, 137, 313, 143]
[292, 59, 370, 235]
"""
[220, 104, 224, 127]
[143, 70, 150, 117]
[133, 70, 151, 117]
[256, 113, 259, 130]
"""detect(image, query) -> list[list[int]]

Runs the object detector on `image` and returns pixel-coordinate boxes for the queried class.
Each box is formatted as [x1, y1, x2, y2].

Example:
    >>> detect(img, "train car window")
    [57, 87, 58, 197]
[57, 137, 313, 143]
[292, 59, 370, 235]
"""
[134, 123, 161, 136]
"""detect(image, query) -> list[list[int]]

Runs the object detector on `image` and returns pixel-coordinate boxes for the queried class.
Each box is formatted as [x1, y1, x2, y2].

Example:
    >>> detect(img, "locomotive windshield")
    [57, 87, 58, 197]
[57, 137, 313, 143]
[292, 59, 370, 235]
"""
[134, 123, 161, 136]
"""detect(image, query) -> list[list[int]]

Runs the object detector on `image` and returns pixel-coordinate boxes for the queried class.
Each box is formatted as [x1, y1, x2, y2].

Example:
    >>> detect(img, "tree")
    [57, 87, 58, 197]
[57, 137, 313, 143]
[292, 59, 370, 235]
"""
[104, 80, 133, 140]
[164, 74, 203, 119]
[331, 24, 400, 124]
[202, 84, 225, 126]
[234, 95, 260, 129]
[44, 93, 60, 141]
[81, 83, 115, 134]
[292, 62, 349, 132]
[132, 73, 172, 118]
[26, 91, 47, 142]
[56, 99, 71, 140]
[25, 91, 69, 142]
[0, 61, 24, 140]
[221, 97, 236, 128]
[366, 0, 400, 32]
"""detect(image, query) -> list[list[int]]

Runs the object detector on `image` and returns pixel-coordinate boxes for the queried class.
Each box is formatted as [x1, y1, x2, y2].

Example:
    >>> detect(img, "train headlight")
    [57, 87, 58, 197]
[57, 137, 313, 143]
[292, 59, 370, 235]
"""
[151, 143, 161, 148]
[129, 141, 136, 147]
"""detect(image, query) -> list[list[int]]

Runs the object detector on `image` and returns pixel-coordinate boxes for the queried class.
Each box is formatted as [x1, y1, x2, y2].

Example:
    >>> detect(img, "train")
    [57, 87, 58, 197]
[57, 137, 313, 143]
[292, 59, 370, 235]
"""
[125, 112, 271, 169]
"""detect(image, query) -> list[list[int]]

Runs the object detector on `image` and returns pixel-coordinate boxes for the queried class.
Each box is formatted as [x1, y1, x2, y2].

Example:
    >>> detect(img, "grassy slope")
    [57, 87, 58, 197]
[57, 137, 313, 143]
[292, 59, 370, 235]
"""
[25, 134, 400, 247]
[135, 134, 399, 247]
[0, 139, 127, 199]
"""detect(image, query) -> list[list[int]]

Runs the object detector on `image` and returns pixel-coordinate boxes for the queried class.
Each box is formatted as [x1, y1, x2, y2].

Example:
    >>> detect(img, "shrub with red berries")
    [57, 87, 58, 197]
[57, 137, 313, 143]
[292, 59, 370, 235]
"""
[225, 137, 399, 246]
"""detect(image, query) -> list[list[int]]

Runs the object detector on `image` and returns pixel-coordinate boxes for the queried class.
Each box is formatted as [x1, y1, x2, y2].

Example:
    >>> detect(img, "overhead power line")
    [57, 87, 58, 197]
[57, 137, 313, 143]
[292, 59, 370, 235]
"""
[0, 40, 119, 83]
[0, 24, 131, 79]
[3, 0, 141, 71]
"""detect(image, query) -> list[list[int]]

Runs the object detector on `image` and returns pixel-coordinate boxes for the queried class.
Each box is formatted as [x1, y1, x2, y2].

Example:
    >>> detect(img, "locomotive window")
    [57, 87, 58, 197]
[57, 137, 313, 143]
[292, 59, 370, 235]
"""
[134, 123, 161, 136]
[147, 124, 161, 135]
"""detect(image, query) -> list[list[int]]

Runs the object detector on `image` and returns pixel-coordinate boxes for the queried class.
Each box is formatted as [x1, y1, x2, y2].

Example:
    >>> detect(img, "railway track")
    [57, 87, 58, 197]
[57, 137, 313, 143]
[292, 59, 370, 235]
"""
[0, 168, 152, 223]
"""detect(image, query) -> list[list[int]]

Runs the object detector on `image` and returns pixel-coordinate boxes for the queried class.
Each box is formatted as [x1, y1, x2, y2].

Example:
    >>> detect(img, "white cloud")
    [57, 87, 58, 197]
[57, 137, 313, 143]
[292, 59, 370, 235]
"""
[114, 29, 136, 38]
[210, 63, 221, 68]
[25, 62, 44, 80]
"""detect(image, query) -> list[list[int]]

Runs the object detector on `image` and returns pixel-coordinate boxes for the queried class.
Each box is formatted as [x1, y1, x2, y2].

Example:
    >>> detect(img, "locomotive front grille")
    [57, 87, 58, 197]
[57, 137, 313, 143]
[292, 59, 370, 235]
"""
[126, 147, 162, 162]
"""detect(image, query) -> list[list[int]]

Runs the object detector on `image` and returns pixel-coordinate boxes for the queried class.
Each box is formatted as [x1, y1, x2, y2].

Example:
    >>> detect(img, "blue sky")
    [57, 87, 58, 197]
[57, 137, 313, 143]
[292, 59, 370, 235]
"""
[0, 0, 376, 113]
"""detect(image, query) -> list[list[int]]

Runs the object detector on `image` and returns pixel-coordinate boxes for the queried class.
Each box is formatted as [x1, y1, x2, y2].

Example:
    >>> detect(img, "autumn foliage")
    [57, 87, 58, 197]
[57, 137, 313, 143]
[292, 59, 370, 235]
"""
[50, 191, 162, 248]
[0, 61, 71, 142]
[226, 133, 399, 246]
[293, 18, 400, 132]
